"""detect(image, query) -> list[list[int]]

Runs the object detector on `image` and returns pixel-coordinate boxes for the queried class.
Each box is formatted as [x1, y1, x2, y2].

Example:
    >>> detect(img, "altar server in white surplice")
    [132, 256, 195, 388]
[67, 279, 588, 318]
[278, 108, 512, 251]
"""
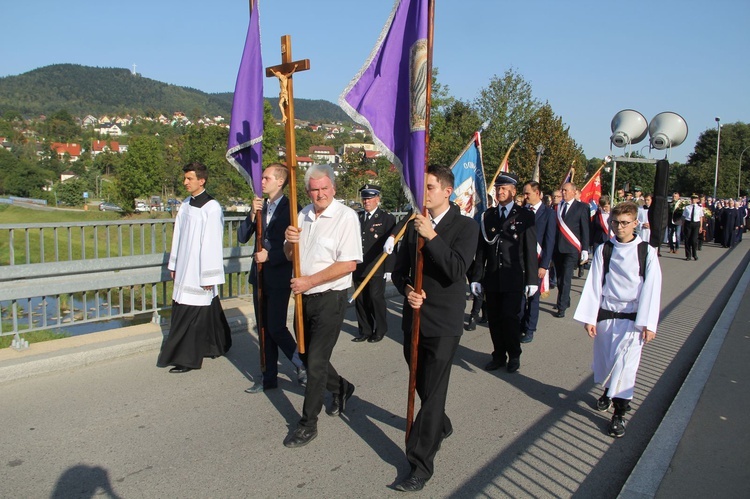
[574, 201, 661, 438]
[157, 162, 232, 374]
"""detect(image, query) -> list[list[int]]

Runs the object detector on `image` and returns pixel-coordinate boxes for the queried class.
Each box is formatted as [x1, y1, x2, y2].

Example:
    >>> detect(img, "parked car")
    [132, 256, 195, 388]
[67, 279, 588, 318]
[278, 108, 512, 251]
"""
[99, 202, 123, 212]
[135, 202, 149, 213]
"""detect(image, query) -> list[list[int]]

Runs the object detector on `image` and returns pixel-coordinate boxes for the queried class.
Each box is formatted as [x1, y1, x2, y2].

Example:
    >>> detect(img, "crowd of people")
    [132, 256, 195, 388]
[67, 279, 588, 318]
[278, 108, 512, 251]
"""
[156, 161, 750, 492]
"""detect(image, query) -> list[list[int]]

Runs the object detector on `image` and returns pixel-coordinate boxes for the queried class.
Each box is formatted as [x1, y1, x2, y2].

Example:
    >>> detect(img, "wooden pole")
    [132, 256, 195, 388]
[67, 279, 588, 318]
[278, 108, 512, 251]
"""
[348, 213, 415, 303]
[406, 0, 435, 444]
[489, 138, 519, 188]
[266, 35, 310, 353]
[255, 201, 266, 372]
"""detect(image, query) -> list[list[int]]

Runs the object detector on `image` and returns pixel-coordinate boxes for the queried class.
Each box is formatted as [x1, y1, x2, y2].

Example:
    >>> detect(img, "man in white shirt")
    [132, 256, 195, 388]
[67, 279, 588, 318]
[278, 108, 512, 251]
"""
[157, 162, 232, 373]
[282, 164, 363, 448]
[682, 194, 703, 261]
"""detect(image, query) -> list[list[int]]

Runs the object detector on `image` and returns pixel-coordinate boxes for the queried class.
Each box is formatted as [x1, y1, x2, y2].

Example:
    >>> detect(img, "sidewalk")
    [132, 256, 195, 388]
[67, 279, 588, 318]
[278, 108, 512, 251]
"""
[620, 258, 750, 498]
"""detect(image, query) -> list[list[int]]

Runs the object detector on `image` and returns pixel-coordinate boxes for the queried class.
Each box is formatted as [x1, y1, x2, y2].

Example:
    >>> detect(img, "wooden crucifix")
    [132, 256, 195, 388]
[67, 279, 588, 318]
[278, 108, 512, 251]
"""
[265, 35, 310, 353]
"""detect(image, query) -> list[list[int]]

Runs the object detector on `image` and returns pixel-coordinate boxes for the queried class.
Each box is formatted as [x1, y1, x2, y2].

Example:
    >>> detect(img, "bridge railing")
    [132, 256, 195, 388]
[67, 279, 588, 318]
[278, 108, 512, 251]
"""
[0, 217, 252, 337]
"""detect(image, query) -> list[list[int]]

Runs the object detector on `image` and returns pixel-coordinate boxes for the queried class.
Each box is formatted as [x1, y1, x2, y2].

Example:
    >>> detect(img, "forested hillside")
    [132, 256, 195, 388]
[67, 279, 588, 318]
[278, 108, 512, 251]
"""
[0, 64, 350, 123]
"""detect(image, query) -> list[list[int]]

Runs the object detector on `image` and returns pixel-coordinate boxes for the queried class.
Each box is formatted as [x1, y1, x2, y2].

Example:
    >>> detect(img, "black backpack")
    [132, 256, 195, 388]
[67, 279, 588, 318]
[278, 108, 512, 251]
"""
[601, 240, 649, 286]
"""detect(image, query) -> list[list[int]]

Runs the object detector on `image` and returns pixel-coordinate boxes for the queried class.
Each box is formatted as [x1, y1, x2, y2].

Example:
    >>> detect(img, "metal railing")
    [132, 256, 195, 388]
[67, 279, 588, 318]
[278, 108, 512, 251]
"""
[1, 217, 253, 337]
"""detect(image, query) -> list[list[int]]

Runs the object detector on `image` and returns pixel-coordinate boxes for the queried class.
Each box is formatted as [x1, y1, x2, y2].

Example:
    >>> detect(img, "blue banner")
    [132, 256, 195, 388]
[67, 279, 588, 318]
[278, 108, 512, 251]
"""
[450, 134, 487, 222]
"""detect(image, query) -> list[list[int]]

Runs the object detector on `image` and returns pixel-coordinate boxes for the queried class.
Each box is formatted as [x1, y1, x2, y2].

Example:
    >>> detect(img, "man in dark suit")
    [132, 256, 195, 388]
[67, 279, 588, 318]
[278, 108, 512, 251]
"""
[519, 181, 555, 344]
[472, 173, 537, 371]
[238, 164, 306, 393]
[392, 165, 478, 492]
[667, 192, 683, 253]
[352, 184, 396, 343]
[552, 182, 590, 318]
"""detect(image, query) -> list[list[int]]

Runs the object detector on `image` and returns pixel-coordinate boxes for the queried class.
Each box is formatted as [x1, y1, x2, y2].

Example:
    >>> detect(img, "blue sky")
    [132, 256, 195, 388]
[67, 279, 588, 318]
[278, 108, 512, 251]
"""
[2, 0, 748, 163]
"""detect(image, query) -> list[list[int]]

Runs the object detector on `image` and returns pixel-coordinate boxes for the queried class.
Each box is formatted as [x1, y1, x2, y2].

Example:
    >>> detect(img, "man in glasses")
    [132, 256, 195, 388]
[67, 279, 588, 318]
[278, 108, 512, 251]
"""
[574, 201, 661, 438]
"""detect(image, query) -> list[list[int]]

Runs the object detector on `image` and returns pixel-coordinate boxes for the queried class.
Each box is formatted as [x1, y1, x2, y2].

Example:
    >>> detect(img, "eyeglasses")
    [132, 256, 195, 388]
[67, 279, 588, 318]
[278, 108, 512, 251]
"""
[610, 219, 635, 227]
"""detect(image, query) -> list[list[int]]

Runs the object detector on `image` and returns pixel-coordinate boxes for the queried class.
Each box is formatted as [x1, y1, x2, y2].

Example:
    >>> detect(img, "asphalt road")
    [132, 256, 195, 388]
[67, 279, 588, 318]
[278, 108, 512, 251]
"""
[2, 241, 749, 498]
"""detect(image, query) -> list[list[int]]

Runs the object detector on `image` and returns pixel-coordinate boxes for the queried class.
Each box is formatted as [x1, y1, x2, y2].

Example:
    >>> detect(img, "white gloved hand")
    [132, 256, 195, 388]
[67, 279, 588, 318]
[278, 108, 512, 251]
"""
[525, 285, 538, 298]
[383, 236, 395, 254]
[470, 282, 483, 296]
[580, 250, 589, 264]
[383, 272, 392, 282]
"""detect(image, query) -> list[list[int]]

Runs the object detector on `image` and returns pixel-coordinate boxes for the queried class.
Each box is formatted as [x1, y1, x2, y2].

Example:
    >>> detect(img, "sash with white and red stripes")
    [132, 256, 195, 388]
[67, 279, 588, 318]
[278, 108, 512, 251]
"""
[598, 210, 613, 238]
[536, 241, 549, 293]
[556, 202, 582, 253]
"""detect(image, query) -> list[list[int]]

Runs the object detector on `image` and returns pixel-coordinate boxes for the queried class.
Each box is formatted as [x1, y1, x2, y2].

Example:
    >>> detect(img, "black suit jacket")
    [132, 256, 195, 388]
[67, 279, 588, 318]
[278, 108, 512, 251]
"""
[393, 203, 479, 338]
[533, 203, 556, 270]
[590, 209, 610, 247]
[354, 207, 396, 279]
[238, 196, 293, 291]
[554, 200, 590, 255]
[472, 203, 537, 293]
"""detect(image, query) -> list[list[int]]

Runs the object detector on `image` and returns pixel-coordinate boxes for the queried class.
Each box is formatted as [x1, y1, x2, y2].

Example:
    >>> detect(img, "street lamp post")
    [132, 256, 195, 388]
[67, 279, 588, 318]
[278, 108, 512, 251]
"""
[740, 146, 750, 199]
[713, 117, 721, 199]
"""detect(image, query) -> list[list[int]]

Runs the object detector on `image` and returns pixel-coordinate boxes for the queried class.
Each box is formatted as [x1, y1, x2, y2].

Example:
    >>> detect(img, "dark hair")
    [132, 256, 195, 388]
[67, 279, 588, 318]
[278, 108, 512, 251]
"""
[524, 181, 541, 193]
[427, 164, 454, 189]
[183, 162, 209, 183]
[612, 201, 638, 218]
[599, 195, 611, 208]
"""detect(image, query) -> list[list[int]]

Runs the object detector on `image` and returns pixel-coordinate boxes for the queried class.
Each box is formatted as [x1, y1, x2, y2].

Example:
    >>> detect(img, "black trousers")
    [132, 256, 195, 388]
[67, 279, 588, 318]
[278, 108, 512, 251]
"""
[298, 290, 348, 430]
[486, 291, 523, 360]
[683, 221, 700, 259]
[402, 332, 460, 480]
[354, 274, 388, 338]
[253, 286, 297, 384]
[553, 252, 578, 312]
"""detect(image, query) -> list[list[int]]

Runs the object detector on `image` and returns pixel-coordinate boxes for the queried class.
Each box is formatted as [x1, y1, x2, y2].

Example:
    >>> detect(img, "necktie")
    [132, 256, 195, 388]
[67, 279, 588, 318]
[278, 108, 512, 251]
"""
[500, 206, 507, 221]
[365, 212, 371, 223]
[691, 205, 695, 222]
[561, 202, 568, 219]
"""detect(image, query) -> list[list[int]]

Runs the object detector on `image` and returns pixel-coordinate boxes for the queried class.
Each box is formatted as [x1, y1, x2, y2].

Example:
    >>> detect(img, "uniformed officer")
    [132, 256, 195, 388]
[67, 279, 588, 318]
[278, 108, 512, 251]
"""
[352, 184, 397, 343]
[471, 173, 538, 373]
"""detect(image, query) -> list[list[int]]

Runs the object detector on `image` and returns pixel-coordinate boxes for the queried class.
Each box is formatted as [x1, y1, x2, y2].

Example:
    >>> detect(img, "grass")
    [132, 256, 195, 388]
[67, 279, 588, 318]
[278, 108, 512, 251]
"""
[0, 329, 70, 348]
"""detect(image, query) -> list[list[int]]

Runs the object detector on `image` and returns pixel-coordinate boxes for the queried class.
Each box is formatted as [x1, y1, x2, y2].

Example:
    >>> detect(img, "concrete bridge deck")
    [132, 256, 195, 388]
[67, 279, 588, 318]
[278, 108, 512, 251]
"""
[2, 241, 749, 498]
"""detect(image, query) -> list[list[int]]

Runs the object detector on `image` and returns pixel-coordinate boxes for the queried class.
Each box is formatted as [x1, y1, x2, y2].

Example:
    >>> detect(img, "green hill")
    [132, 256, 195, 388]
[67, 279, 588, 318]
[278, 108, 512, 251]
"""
[0, 64, 350, 123]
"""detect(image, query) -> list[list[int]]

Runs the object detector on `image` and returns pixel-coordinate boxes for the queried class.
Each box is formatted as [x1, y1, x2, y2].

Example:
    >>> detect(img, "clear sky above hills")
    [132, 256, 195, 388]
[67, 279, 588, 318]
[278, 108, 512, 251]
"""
[3, 0, 748, 163]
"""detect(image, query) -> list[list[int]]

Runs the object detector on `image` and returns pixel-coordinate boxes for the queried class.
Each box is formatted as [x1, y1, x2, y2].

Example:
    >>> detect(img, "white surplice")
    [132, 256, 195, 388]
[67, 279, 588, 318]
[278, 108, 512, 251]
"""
[637, 206, 651, 244]
[168, 197, 225, 306]
[573, 235, 662, 399]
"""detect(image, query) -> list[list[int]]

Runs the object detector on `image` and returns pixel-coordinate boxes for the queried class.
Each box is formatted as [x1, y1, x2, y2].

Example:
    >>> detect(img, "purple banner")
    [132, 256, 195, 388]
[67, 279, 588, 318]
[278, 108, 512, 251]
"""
[226, 1, 264, 195]
[338, 0, 429, 209]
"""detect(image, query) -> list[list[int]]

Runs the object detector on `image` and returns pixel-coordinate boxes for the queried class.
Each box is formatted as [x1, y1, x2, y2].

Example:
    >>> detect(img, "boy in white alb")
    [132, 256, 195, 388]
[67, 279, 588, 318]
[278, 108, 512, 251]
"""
[574, 201, 662, 437]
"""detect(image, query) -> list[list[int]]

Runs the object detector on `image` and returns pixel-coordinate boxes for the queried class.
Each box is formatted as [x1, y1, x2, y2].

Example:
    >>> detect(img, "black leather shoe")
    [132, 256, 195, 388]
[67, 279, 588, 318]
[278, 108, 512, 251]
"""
[367, 334, 384, 343]
[555, 310, 566, 318]
[283, 427, 317, 448]
[394, 474, 427, 492]
[169, 366, 192, 373]
[478, 315, 488, 324]
[507, 357, 520, 373]
[465, 316, 477, 331]
[245, 381, 277, 394]
[520, 331, 534, 343]
[484, 357, 506, 371]
[352, 335, 370, 342]
[327, 379, 355, 416]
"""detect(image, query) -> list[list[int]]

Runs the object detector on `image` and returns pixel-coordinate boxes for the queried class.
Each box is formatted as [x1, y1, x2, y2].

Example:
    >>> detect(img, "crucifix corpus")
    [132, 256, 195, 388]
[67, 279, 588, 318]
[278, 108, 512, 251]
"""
[265, 35, 310, 352]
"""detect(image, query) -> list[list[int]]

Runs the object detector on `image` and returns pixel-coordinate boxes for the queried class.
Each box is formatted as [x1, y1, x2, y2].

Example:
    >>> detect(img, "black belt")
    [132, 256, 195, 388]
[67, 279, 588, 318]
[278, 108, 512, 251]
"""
[597, 308, 637, 322]
[304, 289, 345, 299]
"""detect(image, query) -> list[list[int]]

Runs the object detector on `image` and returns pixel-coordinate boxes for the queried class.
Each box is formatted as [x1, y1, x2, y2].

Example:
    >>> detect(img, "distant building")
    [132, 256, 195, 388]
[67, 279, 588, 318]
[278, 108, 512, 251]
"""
[309, 145, 339, 164]
[95, 124, 123, 137]
[50, 143, 82, 162]
[60, 170, 77, 182]
[90, 140, 120, 156]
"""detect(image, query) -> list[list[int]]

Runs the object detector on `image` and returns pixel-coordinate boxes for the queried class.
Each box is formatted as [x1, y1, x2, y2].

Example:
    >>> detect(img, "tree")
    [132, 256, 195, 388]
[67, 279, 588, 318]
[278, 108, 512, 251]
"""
[114, 136, 164, 208]
[56, 178, 87, 207]
[679, 122, 750, 198]
[515, 104, 583, 194]
[44, 109, 80, 142]
[429, 100, 482, 167]
[472, 68, 541, 174]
